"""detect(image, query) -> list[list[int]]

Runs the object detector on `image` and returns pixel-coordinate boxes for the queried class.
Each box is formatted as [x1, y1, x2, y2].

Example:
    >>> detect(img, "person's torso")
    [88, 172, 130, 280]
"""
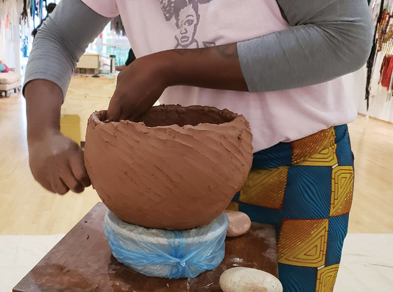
[116, 0, 357, 151]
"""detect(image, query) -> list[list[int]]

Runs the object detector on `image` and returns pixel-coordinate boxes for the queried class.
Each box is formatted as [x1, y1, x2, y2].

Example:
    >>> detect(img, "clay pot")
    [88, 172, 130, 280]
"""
[84, 105, 253, 230]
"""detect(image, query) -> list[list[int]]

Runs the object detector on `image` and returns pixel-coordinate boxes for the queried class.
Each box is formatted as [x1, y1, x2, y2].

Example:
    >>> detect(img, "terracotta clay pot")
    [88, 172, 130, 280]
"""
[84, 105, 253, 230]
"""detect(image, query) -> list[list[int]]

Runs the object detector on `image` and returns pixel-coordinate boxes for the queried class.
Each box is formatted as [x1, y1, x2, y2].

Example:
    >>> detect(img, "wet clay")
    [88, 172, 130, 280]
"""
[225, 210, 252, 237]
[84, 105, 253, 230]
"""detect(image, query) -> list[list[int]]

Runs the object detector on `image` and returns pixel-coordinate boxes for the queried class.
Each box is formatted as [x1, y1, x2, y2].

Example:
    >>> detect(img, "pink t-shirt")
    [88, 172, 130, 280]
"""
[83, 0, 357, 152]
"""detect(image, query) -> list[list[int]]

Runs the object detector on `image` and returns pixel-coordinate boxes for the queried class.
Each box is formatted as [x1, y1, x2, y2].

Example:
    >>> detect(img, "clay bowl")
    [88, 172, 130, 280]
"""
[84, 105, 253, 230]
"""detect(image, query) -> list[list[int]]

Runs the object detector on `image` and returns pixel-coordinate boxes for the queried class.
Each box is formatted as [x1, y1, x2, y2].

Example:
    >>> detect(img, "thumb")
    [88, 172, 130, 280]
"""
[69, 147, 91, 188]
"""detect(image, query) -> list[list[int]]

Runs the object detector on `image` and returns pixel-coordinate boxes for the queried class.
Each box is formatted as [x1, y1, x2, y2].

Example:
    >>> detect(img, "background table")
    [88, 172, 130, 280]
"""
[61, 74, 116, 144]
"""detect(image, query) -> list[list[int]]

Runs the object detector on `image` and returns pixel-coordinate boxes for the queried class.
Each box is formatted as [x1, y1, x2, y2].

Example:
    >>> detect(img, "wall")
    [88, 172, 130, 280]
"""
[0, 2, 22, 74]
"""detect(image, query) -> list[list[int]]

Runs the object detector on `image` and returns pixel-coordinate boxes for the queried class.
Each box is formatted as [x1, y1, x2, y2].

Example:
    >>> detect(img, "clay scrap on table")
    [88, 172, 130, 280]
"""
[84, 105, 253, 230]
[225, 210, 252, 237]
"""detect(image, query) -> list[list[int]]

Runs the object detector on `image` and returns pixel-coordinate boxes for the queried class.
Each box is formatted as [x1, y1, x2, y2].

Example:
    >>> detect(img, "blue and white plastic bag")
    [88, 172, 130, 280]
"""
[103, 210, 229, 279]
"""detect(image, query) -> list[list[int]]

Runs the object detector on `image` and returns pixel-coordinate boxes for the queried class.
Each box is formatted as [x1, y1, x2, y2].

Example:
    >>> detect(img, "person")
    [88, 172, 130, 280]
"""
[23, 0, 373, 290]
[115, 48, 136, 72]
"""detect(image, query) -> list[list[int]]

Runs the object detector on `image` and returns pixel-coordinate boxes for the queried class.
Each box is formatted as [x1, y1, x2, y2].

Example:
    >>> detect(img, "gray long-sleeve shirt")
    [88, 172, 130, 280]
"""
[24, 0, 373, 97]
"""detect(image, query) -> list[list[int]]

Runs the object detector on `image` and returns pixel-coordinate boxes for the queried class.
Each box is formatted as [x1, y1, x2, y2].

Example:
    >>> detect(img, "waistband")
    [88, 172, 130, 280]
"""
[252, 125, 349, 169]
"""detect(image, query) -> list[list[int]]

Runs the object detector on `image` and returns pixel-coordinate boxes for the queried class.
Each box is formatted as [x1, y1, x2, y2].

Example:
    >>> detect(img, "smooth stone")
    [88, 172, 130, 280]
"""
[219, 267, 283, 292]
[225, 210, 252, 237]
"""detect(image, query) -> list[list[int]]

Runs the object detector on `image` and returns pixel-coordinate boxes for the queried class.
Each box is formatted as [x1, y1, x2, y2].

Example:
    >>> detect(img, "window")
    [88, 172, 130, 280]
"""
[87, 23, 131, 66]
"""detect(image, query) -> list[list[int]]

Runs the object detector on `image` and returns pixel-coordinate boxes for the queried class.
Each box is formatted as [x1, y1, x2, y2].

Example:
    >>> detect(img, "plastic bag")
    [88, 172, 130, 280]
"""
[103, 210, 228, 279]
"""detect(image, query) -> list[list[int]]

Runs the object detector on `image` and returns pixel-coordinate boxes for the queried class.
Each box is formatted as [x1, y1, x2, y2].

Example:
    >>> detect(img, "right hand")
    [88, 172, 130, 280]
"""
[28, 131, 91, 194]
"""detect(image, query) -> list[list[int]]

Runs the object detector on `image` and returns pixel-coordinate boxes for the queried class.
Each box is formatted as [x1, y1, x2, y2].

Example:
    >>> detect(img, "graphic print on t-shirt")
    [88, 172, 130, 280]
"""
[159, 0, 215, 49]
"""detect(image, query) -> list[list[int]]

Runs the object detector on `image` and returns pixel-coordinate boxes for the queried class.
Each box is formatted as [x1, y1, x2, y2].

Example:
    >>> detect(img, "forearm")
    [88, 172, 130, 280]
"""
[107, 43, 248, 121]
[25, 79, 92, 195]
[25, 80, 63, 144]
[159, 44, 248, 92]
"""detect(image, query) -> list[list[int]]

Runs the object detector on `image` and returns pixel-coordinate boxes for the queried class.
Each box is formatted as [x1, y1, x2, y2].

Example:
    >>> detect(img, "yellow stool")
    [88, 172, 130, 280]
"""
[60, 114, 81, 145]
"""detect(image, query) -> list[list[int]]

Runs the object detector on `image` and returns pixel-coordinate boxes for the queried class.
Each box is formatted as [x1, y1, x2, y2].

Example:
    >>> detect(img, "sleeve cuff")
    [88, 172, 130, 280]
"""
[82, 0, 119, 18]
[23, 73, 69, 103]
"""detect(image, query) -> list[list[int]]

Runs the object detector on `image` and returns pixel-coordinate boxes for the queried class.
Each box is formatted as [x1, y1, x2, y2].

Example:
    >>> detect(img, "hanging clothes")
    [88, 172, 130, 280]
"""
[367, 1, 393, 99]
[111, 16, 126, 36]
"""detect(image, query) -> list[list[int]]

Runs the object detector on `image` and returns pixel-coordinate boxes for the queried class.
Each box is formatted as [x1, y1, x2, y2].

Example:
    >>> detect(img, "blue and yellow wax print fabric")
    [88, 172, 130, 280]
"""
[228, 125, 354, 292]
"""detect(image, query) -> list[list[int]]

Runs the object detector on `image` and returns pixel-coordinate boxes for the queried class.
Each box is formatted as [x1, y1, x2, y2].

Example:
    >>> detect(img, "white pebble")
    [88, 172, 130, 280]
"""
[219, 267, 283, 292]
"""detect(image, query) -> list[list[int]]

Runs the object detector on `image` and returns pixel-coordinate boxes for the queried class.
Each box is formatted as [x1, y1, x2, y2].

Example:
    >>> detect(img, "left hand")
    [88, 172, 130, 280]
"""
[106, 52, 170, 122]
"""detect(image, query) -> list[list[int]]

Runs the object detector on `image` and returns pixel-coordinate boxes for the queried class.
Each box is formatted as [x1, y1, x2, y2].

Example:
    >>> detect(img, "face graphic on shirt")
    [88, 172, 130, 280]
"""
[175, 4, 199, 48]
[159, 0, 214, 49]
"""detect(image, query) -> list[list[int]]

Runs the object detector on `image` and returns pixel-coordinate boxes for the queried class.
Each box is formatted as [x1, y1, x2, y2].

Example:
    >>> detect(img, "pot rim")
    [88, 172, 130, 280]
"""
[90, 105, 244, 129]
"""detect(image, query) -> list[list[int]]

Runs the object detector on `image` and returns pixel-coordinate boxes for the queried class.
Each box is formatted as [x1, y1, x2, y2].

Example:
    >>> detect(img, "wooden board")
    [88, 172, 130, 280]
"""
[13, 203, 278, 292]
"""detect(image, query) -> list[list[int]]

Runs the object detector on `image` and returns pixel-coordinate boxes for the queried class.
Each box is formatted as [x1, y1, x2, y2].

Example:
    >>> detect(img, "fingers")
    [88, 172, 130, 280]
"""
[50, 165, 89, 195]
[106, 55, 167, 122]
[46, 163, 78, 195]
[58, 148, 91, 194]
[60, 169, 84, 194]
[106, 95, 123, 122]
[30, 160, 60, 194]
[107, 91, 144, 122]
[28, 133, 92, 195]
[69, 148, 91, 188]
[46, 147, 90, 195]
[49, 173, 70, 195]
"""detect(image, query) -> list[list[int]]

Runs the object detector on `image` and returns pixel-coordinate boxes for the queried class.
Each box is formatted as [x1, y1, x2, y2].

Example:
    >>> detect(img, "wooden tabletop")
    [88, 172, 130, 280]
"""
[13, 203, 278, 292]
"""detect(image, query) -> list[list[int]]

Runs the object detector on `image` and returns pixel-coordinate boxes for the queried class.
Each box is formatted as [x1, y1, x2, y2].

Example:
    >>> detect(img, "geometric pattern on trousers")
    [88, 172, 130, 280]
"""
[315, 264, 340, 292]
[239, 166, 288, 210]
[278, 219, 329, 268]
[330, 166, 354, 217]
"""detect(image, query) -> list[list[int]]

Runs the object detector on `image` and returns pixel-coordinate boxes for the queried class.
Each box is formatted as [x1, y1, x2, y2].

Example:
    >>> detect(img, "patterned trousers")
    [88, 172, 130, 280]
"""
[228, 125, 354, 292]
